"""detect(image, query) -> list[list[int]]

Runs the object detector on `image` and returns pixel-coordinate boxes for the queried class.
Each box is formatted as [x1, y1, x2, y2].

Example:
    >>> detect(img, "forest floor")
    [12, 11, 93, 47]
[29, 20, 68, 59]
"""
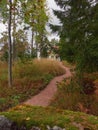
[1, 62, 98, 130]
[24, 63, 72, 106]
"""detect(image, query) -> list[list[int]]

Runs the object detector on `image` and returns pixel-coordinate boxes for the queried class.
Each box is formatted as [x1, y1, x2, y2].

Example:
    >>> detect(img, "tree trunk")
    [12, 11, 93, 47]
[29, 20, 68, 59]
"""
[12, 2, 16, 62]
[8, 0, 12, 87]
[31, 29, 34, 57]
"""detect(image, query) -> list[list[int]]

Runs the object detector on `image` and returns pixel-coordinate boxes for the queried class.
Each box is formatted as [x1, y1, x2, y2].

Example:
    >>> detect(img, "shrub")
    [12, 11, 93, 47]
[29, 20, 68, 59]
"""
[50, 76, 98, 116]
[50, 77, 81, 111]
[82, 78, 96, 94]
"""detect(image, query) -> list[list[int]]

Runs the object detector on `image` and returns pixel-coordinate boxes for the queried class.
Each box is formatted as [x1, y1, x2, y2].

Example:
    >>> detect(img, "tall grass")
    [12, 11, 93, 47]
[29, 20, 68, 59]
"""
[0, 61, 8, 80]
[14, 59, 65, 79]
[50, 75, 98, 116]
[0, 58, 65, 111]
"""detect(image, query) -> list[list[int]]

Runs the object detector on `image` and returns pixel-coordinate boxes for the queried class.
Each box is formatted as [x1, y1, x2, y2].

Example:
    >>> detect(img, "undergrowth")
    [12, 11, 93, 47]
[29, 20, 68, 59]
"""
[0, 105, 98, 130]
[50, 75, 98, 116]
[62, 60, 75, 72]
[0, 59, 65, 111]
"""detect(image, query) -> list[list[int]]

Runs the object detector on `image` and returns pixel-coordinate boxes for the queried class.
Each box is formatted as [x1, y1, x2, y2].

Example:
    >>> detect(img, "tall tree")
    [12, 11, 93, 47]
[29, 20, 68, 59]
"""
[12, 0, 17, 61]
[51, 0, 98, 72]
[8, 0, 12, 87]
[22, 0, 48, 58]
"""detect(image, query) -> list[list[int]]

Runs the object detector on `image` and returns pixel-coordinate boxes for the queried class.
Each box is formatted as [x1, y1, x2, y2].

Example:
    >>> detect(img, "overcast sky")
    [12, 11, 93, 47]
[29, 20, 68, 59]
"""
[46, 0, 60, 40]
[47, 0, 60, 24]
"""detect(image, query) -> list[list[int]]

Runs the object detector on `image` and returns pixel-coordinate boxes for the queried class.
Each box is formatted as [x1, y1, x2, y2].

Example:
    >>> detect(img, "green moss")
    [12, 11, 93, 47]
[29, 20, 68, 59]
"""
[0, 105, 98, 130]
[87, 115, 98, 125]
[67, 125, 78, 130]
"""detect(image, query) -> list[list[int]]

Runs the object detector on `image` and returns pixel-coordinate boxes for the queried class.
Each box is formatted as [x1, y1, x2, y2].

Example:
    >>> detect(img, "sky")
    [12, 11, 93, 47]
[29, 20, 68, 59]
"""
[47, 0, 60, 24]
[0, 0, 60, 41]
[0, 24, 6, 37]
[46, 0, 60, 40]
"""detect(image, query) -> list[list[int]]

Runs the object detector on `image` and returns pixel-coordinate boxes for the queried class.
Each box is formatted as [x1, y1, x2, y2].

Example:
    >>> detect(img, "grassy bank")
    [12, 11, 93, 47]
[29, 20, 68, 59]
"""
[1, 105, 98, 130]
[0, 59, 65, 111]
[50, 74, 98, 116]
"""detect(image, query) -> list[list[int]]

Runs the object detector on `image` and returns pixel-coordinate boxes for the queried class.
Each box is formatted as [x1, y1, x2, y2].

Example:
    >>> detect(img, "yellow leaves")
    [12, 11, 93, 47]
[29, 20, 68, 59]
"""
[25, 117, 30, 121]
[10, 104, 27, 111]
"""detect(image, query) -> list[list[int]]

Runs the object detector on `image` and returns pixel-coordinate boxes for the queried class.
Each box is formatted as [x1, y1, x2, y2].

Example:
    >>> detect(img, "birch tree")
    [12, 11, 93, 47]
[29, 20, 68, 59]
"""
[8, 0, 12, 87]
[22, 0, 48, 58]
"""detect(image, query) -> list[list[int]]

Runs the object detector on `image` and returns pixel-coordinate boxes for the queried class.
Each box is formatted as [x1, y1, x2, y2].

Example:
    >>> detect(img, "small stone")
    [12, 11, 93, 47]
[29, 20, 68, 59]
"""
[0, 115, 12, 130]
[53, 126, 62, 130]
[47, 125, 65, 130]
[53, 126, 65, 130]
[47, 125, 53, 130]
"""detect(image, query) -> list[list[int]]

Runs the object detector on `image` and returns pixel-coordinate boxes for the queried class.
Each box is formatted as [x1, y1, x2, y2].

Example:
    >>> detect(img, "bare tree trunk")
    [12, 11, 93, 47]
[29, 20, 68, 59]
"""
[8, 0, 12, 87]
[12, 2, 16, 62]
[31, 29, 34, 57]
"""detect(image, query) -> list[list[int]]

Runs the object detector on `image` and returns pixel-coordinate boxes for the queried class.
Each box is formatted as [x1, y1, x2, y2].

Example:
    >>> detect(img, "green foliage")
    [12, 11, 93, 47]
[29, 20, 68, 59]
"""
[43, 74, 53, 84]
[52, 0, 98, 73]
[0, 105, 98, 129]
[62, 60, 74, 69]
[21, 0, 49, 57]
[0, 98, 6, 104]
[0, 59, 65, 111]
[0, 0, 8, 22]
[0, 30, 30, 61]
[59, 42, 76, 63]
[50, 76, 98, 116]
[0, 0, 49, 61]
[11, 95, 20, 106]
[50, 78, 82, 111]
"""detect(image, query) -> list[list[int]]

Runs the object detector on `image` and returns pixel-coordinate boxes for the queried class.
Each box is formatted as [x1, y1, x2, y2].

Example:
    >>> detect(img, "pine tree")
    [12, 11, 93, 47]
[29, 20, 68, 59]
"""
[51, 0, 98, 72]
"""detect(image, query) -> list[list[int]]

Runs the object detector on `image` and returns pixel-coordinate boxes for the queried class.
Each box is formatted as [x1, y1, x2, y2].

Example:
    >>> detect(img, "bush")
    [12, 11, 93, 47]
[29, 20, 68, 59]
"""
[82, 78, 96, 94]
[50, 77, 81, 111]
[50, 76, 98, 116]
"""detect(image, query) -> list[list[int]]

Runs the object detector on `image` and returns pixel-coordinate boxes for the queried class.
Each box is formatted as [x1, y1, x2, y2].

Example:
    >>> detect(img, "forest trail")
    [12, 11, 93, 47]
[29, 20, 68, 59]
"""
[24, 64, 72, 107]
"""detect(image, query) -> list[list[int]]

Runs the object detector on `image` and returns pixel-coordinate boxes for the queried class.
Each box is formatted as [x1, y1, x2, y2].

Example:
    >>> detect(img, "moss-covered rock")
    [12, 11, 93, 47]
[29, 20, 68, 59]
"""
[0, 105, 98, 130]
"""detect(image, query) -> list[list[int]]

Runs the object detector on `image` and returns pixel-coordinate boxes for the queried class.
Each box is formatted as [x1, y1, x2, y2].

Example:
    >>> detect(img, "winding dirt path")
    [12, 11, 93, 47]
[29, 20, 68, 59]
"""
[24, 65, 71, 107]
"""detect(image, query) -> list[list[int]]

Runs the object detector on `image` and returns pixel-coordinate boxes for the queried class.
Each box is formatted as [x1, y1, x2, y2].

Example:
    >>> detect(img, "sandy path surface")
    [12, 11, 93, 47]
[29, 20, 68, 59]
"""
[24, 65, 71, 107]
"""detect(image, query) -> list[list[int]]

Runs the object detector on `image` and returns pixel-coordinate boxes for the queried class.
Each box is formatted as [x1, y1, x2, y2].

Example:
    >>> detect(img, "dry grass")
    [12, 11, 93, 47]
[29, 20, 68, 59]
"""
[32, 58, 65, 76]
[50, 76, 98, 116]
[13, 59, 65, 81]
[0, 58, 65, 111]
[0, 61, 8, 81]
